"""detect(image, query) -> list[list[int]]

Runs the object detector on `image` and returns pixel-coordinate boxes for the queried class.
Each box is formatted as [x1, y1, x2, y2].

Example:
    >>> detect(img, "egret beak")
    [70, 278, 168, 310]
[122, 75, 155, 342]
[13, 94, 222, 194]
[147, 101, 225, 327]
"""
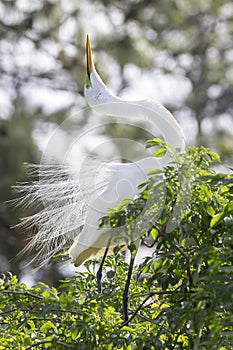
[86, 34, 93, 79]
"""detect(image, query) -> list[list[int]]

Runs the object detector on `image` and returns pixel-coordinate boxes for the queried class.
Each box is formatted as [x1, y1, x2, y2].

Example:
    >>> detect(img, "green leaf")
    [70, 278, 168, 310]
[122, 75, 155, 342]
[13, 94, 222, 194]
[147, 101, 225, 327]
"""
[128, 242, 137, 255]
[153, 258, 163, 272]
[207, 205, 215, 217]
[146, 137, 165, 148]
[210, 212, 225, 228]
[137, 180, 148, 189]
[107, 270, 115, 279]
[40, 321, 56, 333]
[154, 147, 167, 157]
[148, 168, 164, 175]
[71, 329, 80, 340]
[151, 227, 159, 240]
[226, 202, 233, 213]
[116, 198, 132, 211]
[27, 320, 36, 330]
[42, 289, 50, 298]
[207, 151, 221, 163]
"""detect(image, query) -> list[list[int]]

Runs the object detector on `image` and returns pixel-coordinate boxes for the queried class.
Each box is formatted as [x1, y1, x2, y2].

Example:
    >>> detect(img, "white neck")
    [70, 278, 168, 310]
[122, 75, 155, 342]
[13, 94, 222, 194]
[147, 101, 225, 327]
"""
[85, 68, 185, 168]
[93, 99, 185, 151]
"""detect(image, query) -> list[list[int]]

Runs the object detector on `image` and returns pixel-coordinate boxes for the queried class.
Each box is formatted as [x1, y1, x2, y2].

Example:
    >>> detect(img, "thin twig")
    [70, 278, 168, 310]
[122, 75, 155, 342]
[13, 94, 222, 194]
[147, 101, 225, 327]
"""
[171, 242, 190, 261]
[26, 340, 74, 349]
[26, 340, 54, 349]
[129, 310, 157, 324]
[120, 286, 195, 328]
[171, 242, 193, 287]
[150, 220, 193, 287]
[0, 307, 19, 315]
[0, 290, 44, 299]
[131, 290, 178, 298]
[120, 293, 152, 328]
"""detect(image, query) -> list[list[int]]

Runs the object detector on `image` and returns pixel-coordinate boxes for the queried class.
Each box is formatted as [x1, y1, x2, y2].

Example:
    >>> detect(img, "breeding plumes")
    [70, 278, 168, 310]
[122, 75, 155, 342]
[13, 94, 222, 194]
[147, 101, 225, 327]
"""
[16, 35, 185, 321]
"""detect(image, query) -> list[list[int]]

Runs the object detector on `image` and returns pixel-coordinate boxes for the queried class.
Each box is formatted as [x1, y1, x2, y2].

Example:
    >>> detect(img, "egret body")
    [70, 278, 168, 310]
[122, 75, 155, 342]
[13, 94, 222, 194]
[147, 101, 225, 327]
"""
[68, 35, 185, 267]
[17, 35, 185, 321]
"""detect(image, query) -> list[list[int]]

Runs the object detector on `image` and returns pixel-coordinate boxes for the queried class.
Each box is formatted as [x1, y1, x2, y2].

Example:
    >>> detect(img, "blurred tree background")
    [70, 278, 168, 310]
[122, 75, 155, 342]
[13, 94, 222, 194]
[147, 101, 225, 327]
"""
[0, 0, 232, 284]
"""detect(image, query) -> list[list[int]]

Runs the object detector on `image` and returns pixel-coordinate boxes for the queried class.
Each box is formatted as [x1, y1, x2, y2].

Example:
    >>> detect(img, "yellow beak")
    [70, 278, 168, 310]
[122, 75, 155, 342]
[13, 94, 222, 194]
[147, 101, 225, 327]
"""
[86, 34, 93, 79]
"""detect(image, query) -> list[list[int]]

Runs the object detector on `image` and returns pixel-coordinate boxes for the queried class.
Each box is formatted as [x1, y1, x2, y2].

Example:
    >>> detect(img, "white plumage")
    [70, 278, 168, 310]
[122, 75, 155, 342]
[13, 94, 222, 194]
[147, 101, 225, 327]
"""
[16, 35, 185, 268]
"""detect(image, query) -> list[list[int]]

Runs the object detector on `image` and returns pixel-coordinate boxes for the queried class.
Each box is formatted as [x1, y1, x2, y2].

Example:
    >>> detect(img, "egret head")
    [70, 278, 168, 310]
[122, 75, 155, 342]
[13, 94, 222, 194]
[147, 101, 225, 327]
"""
[84, 35, 117, 108]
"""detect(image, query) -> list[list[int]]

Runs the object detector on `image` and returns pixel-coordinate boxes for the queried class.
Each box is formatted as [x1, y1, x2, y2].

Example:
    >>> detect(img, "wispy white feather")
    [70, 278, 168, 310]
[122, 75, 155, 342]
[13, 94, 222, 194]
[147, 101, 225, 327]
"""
[13, 159, 114, 266]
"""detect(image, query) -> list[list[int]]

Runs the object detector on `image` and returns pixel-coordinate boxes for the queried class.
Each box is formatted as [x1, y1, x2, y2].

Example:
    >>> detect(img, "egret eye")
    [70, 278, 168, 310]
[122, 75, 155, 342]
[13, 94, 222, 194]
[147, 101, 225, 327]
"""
[86, 76, 92, 89]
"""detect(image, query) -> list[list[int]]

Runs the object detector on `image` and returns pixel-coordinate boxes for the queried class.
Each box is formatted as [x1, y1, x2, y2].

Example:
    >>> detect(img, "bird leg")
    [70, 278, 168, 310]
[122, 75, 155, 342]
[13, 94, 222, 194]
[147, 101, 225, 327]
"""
[123, 252, 136, 322]
[96, 235, 112, 294]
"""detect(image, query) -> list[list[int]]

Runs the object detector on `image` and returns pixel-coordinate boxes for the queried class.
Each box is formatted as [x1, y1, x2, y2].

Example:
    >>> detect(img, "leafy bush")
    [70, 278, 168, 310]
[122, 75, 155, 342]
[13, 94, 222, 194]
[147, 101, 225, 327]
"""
[0, 146, 233, 349]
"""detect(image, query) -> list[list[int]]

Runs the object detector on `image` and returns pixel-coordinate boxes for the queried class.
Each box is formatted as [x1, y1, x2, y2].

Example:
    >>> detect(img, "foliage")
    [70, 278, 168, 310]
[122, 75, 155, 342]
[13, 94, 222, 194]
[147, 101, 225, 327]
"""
[1, 147, 233, 349]
[1, 0, 233, 281]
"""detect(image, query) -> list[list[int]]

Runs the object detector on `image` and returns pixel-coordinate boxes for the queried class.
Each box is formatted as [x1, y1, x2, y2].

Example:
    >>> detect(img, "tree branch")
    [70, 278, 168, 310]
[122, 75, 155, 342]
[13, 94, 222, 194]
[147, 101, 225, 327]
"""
[120, 293, 152, 328]
[26, 339, 74, 349]
[0, 290, 44, 299]
[171, 242, 193, 287]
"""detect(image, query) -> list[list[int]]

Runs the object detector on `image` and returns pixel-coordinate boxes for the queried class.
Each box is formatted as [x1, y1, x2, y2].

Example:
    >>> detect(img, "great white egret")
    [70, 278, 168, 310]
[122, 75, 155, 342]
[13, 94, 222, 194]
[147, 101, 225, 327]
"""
[16, 35, 185, 322]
